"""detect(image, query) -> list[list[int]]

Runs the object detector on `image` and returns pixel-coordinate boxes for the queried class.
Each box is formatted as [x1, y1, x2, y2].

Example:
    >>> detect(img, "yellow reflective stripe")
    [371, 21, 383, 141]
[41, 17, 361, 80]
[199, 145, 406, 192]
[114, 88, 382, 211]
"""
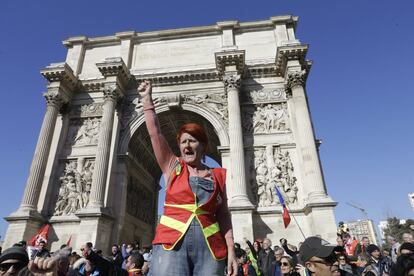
[164, 203, 209, 215]
[195, 216, 226, 261]
[202, 222, 220, 238]
[159, 215, 189, 233]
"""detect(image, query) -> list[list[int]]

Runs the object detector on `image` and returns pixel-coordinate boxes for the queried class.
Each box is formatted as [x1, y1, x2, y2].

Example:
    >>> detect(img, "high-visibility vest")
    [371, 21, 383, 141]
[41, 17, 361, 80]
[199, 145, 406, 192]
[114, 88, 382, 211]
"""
[152, 159, 228, 260]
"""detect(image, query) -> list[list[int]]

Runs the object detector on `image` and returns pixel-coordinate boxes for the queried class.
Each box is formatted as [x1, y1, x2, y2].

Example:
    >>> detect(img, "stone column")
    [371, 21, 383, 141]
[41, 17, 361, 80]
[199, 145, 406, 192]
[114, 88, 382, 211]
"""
[15, 63, 76, 215]
[87, 85, 121, 209]
[19, 92, 63, 211]
[223, 72, 253, 208]
[286, 70, 327, 201]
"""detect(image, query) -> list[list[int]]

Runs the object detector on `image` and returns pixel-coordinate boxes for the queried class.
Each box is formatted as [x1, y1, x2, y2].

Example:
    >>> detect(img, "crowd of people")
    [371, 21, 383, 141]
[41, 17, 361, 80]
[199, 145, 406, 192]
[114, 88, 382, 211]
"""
[0, 230, 413, 276]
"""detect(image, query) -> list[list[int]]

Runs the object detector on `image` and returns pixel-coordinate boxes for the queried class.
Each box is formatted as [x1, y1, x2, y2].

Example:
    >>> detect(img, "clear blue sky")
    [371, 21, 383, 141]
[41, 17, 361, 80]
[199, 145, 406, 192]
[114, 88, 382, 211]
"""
[1, 0, 413, 241]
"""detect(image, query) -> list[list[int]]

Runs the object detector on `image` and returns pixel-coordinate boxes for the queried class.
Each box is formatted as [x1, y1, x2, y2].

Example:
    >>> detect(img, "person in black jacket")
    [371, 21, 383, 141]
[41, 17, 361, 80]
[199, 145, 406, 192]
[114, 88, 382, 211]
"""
[258, 238, 275, 275]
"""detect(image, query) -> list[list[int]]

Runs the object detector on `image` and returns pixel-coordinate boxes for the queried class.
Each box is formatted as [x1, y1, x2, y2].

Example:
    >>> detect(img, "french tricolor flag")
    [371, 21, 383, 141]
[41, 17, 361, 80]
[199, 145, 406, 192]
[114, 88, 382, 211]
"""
[275, 186, 291, 228]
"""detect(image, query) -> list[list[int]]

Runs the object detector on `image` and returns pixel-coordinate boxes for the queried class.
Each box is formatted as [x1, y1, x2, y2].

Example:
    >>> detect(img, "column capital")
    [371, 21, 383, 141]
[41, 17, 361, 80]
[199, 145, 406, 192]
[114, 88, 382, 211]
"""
[223, 73, 241, 91]
[41, 62, 78, 91]
[215, 50, 245, 76]
[103, 83, 123, 102]
[286, 70, 307, 90]
[43, 89, 65, 109]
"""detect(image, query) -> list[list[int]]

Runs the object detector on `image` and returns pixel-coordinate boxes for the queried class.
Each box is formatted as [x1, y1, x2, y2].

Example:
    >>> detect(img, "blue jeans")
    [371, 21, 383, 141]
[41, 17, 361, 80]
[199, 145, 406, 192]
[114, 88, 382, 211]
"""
[150, 219, 226, 276]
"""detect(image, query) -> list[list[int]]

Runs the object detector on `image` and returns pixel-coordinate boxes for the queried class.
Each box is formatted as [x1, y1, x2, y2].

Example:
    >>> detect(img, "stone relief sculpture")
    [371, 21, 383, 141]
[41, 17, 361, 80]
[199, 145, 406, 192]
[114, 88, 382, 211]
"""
[121, 97, 164, 129]
[252, 103, 290, 133]
[183, 94, 228, 125]
[53, 159, 95, 216]
[242, 88, 286, 103]
[126, 178, 155, 224]
[70, 103, 103, 118]
[66, 118, 101, 146]
[252, 146, 298, 207]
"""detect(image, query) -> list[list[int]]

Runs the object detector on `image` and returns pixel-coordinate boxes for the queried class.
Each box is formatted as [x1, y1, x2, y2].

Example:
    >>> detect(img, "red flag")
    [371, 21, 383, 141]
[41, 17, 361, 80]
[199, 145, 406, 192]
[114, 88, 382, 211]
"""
[282, 206, 291, 228]
[30, 224, 50, 246]
[66, 235, 72, 246]
[275, 186, 291, 228]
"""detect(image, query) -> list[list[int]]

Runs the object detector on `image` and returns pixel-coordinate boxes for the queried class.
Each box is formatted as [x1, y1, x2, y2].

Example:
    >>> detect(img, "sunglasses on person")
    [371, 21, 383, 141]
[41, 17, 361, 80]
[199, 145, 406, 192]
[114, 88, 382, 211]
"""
[0, 262, 26, 272]
[281, 262, 290, 267]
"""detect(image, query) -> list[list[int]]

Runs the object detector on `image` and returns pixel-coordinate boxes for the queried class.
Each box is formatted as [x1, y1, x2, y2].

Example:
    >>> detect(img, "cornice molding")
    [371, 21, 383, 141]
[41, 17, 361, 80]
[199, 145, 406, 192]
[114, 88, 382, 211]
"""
[275, 44, 309, 77]
[96, 57, 134, 90]
[135, 68, 219, 86]
[62, 15, 298, 48]
[41, 62, 78, 91]
[215, 50, 245, 76]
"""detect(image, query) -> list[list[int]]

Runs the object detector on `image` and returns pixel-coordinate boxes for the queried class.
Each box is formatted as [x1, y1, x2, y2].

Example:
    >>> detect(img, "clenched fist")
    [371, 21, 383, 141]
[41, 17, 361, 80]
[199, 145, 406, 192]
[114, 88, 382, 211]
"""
[137, 80, 152, 101]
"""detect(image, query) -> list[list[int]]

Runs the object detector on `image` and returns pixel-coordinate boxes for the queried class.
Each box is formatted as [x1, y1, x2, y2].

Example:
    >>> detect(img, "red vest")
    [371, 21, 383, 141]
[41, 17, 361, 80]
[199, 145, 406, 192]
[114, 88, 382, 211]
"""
[152, 159, 228, 260]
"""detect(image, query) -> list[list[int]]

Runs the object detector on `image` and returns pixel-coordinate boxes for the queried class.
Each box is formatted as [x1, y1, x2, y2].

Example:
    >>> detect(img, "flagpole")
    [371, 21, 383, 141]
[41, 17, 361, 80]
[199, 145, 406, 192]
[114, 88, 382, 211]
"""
[275, 184, 306, 240]
[284, 202, 306, 240]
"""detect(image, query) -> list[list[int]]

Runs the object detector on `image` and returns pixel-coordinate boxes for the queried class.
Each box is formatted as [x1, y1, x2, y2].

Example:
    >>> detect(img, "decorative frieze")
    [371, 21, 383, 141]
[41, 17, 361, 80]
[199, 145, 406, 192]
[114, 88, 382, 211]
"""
[70, 103, 103, 118]
[53, 159, 95, 216]
[126, 177, 155, 224]
[66, 118, 101, 147]
[241, 88, 286, 104]
[183, 93, 228, 124]
[251, 146, 298, 207]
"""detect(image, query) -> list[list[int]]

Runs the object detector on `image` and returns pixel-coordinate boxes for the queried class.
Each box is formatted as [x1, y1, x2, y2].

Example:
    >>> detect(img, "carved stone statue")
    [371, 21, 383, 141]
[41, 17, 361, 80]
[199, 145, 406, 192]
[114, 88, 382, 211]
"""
[252, 146, 299, 207]
[73, 118, 101, 146]
[53, 159, 95, 216]
[252, 103, 290, 133]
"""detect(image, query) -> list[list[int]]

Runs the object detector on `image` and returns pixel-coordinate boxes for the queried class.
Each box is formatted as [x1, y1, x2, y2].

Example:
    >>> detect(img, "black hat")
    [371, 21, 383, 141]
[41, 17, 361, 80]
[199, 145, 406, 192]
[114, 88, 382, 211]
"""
[299, 236, 335, 263]
[0, 246, 29, 265]
[399, 242, 414, 253]
[366, 244, 380, 254]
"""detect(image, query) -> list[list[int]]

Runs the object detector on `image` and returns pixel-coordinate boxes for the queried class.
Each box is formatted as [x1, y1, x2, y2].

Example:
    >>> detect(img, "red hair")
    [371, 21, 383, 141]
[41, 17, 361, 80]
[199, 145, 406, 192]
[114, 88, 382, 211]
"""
[176, 123, 208, 152]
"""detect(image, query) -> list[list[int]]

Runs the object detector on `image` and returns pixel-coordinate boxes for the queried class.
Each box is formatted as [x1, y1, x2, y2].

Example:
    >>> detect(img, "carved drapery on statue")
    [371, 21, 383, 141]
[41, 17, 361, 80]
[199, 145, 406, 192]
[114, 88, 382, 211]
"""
[54, 159, 95, 215]
[126, 177, 155, 225]
[250, 146, 298, 207]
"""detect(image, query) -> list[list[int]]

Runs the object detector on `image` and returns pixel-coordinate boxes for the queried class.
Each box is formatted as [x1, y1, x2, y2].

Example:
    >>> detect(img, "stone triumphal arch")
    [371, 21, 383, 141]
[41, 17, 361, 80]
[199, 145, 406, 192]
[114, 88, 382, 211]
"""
[4, 15, 337, 251]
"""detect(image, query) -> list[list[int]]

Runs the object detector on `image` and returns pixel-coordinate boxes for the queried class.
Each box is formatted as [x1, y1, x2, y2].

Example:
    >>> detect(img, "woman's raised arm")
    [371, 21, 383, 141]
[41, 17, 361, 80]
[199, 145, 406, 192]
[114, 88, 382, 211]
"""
[138, 81, 176, 176]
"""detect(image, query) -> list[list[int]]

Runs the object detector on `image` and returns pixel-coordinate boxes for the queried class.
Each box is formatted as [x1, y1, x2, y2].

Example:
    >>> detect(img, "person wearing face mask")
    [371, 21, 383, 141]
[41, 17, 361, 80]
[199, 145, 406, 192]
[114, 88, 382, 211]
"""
[138, 81, 237, 276]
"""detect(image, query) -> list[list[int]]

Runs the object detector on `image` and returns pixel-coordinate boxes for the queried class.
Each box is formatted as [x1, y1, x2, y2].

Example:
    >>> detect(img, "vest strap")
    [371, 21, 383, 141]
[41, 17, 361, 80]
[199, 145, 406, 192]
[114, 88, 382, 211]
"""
[160, 214, 194, 233]
[202, 222, 220, 238]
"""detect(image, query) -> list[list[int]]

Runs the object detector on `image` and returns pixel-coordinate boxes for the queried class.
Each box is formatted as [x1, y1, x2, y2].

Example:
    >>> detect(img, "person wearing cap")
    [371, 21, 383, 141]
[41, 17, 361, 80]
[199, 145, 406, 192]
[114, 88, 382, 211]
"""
[362, 244, 392, 276]
[299, 236, 336, 276]
[0, 246, 29, 275]
[399, 242, 414, 255]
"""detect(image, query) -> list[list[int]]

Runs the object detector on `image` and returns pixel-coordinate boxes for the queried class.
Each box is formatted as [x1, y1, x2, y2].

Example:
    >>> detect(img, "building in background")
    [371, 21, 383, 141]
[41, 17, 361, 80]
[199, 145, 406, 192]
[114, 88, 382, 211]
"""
[409, 193, 414, 211]
[346, 219, 379, 245]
